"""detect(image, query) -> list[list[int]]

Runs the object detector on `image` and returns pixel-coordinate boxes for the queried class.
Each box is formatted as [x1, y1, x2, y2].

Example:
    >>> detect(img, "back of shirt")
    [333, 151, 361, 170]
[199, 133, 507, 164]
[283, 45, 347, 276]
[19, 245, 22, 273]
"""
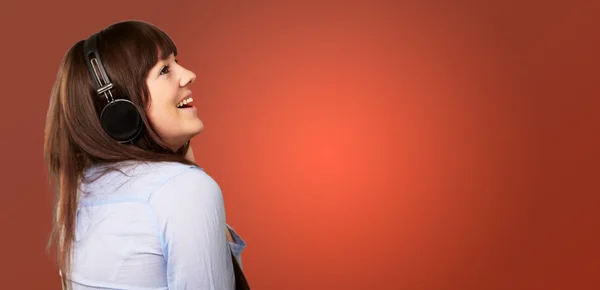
[69, 161, 246, 290]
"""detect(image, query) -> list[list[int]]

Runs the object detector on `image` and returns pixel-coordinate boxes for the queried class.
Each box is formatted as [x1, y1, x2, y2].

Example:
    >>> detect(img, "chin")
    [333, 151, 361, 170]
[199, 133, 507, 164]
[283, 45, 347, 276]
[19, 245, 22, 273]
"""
[162, 120, 205, 149]
[191, 119, 204, 135]
[183, 119, 204, 140]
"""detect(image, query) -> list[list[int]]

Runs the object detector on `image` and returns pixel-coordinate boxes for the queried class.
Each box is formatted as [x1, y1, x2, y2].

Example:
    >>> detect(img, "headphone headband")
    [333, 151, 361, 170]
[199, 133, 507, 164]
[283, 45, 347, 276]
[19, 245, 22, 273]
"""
[83, 33, 114, 96]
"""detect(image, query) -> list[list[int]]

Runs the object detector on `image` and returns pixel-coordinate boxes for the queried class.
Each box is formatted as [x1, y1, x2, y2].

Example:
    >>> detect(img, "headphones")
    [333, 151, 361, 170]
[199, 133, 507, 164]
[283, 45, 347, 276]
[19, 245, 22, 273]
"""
[83, 32, 143, 143]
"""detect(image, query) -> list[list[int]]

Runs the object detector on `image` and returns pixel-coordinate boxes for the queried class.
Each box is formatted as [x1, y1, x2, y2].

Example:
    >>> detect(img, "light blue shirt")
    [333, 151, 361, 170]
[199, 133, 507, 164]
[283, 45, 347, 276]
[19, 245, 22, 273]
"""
[67, 161, 247, 290]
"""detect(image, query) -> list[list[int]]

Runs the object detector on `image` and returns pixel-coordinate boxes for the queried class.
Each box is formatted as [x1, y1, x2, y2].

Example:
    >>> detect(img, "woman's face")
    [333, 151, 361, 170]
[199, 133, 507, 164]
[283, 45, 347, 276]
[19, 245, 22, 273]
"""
[145, 53, 204, 151]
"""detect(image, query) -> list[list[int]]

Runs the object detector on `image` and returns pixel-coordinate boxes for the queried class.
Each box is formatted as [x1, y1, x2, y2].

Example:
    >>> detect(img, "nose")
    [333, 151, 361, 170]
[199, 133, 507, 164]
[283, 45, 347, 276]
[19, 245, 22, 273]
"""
[180, 68, 196, 87]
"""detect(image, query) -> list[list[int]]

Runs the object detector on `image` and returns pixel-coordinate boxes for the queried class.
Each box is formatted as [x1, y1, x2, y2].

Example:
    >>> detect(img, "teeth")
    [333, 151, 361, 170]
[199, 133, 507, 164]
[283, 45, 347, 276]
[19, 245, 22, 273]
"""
[177, 97, 193, 108]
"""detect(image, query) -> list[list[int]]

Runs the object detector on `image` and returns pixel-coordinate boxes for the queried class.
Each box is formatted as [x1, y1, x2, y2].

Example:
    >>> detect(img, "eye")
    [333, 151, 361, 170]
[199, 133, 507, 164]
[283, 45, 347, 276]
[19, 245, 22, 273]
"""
[159, 65, 170, 75]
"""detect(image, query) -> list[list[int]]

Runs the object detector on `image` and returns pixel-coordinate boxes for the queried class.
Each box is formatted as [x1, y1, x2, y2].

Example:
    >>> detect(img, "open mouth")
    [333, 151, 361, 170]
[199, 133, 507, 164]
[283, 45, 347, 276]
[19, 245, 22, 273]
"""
[176, 97, 194, 109]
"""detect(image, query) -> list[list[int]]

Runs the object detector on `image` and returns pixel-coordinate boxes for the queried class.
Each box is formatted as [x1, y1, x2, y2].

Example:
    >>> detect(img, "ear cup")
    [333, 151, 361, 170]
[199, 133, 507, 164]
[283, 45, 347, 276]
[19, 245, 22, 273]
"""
[100, 99, 143, 143]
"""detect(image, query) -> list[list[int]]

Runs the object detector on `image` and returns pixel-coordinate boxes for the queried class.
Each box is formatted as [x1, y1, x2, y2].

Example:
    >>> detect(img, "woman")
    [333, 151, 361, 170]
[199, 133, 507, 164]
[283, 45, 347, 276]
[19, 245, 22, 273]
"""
[44, 20, 249, 289]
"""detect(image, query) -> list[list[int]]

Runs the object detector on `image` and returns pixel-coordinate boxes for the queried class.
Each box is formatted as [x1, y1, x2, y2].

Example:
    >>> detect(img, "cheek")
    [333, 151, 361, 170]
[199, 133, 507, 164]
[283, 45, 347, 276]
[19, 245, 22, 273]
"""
[146, 86, 170, 123]
[147, 102, 175, 127]
[145, 82, 184, 137]
[145, 100, 184, 139]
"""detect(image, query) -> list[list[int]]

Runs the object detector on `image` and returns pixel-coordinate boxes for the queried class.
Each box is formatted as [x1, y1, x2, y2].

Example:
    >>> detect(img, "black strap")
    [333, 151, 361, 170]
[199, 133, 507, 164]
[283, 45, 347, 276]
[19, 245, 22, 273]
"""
[231, 250, 251, 290]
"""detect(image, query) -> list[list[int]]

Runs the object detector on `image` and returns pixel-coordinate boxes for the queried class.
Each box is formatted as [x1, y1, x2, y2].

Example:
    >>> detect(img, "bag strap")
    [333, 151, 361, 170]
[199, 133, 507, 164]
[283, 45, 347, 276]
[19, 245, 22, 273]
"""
[231, 249, 251, 290]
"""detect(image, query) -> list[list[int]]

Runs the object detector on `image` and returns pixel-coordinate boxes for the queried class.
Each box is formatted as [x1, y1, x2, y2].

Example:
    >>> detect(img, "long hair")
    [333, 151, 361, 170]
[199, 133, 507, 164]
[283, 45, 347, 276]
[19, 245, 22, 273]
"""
[43, 20, 194, 289]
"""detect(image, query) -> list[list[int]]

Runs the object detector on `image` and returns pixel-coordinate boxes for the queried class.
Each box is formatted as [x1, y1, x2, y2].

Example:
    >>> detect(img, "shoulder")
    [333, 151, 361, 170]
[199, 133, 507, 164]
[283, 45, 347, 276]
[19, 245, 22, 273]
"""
[147, 162, 227, 251]
[80, 161, 215, 202]
[148, 163, 220, 198]
[147, 163, 224, 213]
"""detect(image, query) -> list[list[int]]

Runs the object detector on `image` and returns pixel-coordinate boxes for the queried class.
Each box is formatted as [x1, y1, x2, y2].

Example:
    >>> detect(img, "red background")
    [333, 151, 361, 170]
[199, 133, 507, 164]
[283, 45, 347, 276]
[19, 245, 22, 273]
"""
[0, 1, 598, 289]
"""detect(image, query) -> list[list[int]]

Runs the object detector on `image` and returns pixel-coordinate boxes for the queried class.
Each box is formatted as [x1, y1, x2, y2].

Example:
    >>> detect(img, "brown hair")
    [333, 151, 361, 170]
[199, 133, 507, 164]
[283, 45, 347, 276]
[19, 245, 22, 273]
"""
[43, 20, 194, 289]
